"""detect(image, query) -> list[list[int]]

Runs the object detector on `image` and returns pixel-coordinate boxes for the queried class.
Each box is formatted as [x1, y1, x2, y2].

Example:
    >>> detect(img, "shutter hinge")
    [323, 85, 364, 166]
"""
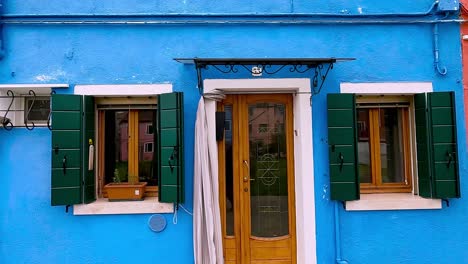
[442, 199, 450, 207]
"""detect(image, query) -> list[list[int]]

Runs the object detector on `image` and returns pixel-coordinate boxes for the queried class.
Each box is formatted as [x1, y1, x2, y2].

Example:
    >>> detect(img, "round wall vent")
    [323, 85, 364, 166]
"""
[148, 214, 167, 232]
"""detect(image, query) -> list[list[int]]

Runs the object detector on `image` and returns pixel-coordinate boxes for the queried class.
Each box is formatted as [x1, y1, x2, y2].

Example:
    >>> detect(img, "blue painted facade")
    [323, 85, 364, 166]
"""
[0, 1, 467, 263]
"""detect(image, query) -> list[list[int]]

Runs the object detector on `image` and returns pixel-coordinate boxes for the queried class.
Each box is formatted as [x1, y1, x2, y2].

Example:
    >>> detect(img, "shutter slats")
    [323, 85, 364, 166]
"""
[158, 92, 184, 203]
[327, 93, 360, 201]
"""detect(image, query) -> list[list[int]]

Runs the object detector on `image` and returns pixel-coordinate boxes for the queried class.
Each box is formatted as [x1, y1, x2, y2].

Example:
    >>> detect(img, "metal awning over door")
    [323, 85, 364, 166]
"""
[174, 57, 355, 94]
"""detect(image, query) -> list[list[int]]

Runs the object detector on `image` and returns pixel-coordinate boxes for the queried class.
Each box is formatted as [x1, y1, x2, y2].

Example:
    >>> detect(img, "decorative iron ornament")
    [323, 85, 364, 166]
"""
[0, 89, 53, 130]
[174, 58, 354, 95]
[257, 153, 280, 186]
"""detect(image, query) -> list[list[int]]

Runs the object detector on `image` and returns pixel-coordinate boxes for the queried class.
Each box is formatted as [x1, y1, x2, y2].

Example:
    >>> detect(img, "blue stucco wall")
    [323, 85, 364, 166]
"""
[0, 1, 467, 264]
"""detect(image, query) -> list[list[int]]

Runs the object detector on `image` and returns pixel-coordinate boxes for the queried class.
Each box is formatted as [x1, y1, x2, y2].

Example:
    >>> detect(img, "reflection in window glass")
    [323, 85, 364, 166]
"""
[357, 109, 371, 183]
[25, 97, 50, 122]
[224, 105, 234, 236]
[380, 108, 405, 183]
[249, 103, 289, 238]
[105, 111, 129, 184]
[138, 110, 157, 186]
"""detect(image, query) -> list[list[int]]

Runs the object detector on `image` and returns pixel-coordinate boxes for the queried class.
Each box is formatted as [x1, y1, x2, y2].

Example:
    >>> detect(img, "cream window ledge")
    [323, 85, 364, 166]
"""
[345, 193, 442, 211]
[73, 197, 174, 215]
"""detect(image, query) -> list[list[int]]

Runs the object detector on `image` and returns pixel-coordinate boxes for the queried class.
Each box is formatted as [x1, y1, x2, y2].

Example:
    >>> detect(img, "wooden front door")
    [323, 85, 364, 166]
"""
[218, 94, 296, 264]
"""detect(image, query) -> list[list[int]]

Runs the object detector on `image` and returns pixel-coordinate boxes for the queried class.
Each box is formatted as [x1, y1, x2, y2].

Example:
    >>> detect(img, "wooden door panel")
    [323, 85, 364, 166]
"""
[219, 94, 296, 264]
[251, 260, 292, 264]
[250, 242, 292, 260]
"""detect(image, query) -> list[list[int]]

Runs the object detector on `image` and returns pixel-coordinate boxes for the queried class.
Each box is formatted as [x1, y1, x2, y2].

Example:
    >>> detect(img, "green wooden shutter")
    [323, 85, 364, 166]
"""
[414, 93, 432, 197]
[327, 93, 360, 201]
[157, 92, 184, 203]
[83, 96, 96, 204]
[415, 92, 460, 199]
[51, 95, 96, 206]
[51, 94, 83, 206]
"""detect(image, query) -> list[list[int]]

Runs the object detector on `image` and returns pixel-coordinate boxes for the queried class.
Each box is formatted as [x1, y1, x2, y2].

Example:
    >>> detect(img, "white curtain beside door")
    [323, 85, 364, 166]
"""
[193, 96, 224, 264]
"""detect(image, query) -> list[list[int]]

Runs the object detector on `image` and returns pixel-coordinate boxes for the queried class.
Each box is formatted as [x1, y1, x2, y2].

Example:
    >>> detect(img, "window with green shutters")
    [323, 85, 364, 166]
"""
[51, 92, 184, 207]
[327, 92, 460, 201]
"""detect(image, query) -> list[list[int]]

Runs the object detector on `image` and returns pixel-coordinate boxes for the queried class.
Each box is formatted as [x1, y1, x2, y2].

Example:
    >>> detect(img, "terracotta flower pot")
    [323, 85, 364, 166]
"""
[104, 182, 147, 201]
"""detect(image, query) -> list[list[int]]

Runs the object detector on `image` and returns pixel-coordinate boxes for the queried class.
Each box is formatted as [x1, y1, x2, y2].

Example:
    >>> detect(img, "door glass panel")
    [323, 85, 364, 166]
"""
[224, 105, 234, 236]
[357, 109, 371, 183]
[380, 108, 405, 183]
[249, 103, 288, 238]
[138, 110, 157, 185]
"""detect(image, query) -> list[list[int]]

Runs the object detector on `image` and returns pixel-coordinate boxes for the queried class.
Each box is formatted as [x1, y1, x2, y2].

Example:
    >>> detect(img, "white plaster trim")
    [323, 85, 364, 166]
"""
[0, 84, 68, 89]
[73, 83, 173, 215]
[345, 194, 442, 211]
[74, 197, 174, 215]
[340, 82, 433, 94]
[204, 78, 316, 264]
[74, 84, 172, 96]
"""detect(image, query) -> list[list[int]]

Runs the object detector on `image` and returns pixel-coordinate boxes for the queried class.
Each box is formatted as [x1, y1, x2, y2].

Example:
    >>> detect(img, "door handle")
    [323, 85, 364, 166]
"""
[243, 160, 249, 170]
[243, 160, 253, 182]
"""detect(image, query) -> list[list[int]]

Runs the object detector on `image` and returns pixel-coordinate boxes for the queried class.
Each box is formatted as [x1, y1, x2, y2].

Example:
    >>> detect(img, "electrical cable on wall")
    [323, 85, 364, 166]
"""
[173, 203, 193, 225]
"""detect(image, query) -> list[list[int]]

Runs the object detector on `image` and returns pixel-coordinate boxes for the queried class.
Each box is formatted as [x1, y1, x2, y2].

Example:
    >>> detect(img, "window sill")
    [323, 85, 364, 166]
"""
[73, 197, 174, 215]
[345, 193, 442, 211]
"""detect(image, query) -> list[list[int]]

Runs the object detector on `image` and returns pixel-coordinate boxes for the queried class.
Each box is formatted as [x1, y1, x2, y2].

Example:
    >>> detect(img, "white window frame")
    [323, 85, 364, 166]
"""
[145, 124, 154, 135]
[144, 142, 154, 153]
[340, 82, 442, 211]
[73, 84, 174, 215]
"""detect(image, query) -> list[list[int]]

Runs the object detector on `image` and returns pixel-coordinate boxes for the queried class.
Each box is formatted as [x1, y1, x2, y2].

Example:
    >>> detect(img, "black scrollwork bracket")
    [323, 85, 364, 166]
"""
[1, 90, 14, 130]
[1, 89, 53, 131]
[175, 58, 355, 95]
[24, 90, 36, 130]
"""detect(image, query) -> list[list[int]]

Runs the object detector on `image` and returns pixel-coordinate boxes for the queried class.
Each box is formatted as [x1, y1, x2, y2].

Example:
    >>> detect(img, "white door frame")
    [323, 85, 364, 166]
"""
[204, 78, 316, 264]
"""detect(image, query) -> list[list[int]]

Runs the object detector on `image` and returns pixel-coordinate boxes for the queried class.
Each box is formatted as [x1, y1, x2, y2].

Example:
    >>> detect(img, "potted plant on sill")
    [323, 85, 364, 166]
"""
[104, 168, 147, 201]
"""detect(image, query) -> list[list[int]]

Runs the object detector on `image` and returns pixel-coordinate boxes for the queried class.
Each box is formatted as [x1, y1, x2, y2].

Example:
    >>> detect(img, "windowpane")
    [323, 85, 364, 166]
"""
[357, 109, 371, 184]
[380, 108, 405, 183]
[249, 103, 289, 238]
[25, 97, 50, 122]
[224, 105, 234, 236]
[105, 110, 129, 184]
[138, 110, 157, 186]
